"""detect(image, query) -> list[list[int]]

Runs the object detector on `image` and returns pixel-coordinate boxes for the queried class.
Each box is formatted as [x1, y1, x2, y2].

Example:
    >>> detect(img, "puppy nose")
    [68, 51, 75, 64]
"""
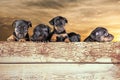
[20, 29, 24, 34]
[60, 27, 64, 31]
[108, 34, 114, 38]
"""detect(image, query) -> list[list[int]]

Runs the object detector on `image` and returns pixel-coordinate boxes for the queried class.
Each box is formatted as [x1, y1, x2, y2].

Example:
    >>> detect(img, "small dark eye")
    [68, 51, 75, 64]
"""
[17, 26, 21, 28]
[16, 29, 20, 32]
[104, 33, 108, 36]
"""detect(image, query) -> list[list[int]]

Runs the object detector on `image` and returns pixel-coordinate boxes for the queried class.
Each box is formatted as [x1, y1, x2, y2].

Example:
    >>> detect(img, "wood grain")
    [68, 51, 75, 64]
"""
[0, 42, 120, 63]
[0, 64, 120, 80]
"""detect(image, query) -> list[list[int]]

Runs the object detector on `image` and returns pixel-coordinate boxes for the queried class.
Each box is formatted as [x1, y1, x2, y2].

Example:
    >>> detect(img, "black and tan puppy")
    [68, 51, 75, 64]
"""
[7, 20, 32, 42]
[31, 24, 51, 42]
[68, 32, 81, 42]
[84, 27, 114, 42]
[49, 16, 70, 42]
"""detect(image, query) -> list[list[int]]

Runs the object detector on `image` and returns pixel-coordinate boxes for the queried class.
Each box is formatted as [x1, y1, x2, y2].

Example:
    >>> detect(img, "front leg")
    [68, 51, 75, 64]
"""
[7, 35, 16, 41]
[51, 34, 57, 42]
[64, 38, 70, 43]
[62, 34, 70, 43]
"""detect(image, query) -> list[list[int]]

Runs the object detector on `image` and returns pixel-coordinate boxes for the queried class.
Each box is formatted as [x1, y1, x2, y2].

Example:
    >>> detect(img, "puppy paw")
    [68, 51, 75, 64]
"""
[64, 38, 70, 43]
[7, 38, 15, 41]
[7, 35, 15, 41]
[19, 39, 26, 42]
[51, 34, 57, 42]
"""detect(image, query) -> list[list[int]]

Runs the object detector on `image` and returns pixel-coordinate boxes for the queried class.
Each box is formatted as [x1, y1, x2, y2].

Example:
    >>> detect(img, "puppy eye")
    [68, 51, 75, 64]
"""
[104, 33, 108, 36]
[17, 26, 21, 28]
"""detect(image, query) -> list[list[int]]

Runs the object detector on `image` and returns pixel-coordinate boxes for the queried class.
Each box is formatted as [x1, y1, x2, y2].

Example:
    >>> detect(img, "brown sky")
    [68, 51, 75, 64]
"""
[0, 0, 120, 41]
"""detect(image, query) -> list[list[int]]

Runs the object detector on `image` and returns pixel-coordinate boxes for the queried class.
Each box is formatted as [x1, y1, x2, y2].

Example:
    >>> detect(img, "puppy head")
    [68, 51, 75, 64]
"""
[90, 27, 114, 42]
[49, 16, 68, 33]
[68, 32, 81, 42]
[12, 20, 32, 39]
[32, 24, 51, 41]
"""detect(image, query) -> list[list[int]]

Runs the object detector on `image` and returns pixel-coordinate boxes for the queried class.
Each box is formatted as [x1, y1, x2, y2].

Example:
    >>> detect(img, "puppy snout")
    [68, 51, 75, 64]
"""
[18, 34, 24, 39]
[19, 28, 25, 34]
[19, 31, 24, 34]
[101, 34, 114, 42]
[58, 27, 64, 32]
[108, 34, 114, 39]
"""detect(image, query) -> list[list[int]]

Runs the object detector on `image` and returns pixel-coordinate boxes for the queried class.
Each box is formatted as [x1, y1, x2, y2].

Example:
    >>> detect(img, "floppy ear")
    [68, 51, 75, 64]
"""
[64, 18, 68, 23]
[90, 31, 96, 39]
[77, 34, 80, 38]
[47, 26, 51, 33]
[12, 20, 17, 27]
[90, 34, 95, 40]
[28, 21, 32, 27]
[49, 18, 55, 25]
[77, 34, 81, 41]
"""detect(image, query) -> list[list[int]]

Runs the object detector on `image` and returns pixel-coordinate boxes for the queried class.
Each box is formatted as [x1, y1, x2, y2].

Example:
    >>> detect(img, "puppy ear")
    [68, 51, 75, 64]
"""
[64, 18, 68, 23]
[77, 34, 80, 38]
[47, 26, 51, 33]
[90, 31, 96, 39]
[90, 34, 95, 39]
[12, 20, 17, 27]
[28, 21, 32, 27]
[90, 29, 98, 38]
[77, 34, 81, 41]
[49, 18, 55, 25]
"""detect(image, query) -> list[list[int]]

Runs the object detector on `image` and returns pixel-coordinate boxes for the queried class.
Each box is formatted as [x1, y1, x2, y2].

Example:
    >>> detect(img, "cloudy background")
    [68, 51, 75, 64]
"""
[0, 0, 120, 41]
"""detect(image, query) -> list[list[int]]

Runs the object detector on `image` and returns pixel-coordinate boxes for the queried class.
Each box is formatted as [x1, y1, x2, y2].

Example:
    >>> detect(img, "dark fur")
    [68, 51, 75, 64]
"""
[49, 16, 69, 42]
[7, 20, 32, 41]
[31, 24, 51, 42]
[84, 27, 114, 42]
[68, 32, 81, 42]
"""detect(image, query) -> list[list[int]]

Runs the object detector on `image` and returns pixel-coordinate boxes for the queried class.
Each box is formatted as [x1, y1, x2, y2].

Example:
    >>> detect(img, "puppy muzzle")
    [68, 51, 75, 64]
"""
[101, 34, 114, 42]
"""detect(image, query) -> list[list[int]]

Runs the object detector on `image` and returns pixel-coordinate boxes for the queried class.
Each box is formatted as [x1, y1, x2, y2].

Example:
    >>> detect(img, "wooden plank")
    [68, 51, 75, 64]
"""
[0, 58, 120, 80]
[0, 42, 120, 63]
[0, 64, 120, 80]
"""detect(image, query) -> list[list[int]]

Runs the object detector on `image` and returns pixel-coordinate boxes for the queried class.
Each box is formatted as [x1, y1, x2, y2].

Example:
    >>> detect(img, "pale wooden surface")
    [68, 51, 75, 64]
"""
[0, 42, 120, 80]
[0, 64, 120, 80]
[0, 42, 120, 62]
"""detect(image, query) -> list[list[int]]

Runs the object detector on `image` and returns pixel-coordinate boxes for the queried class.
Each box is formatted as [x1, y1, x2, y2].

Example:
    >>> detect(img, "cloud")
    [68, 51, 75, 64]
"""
[25, 0, 79, 9]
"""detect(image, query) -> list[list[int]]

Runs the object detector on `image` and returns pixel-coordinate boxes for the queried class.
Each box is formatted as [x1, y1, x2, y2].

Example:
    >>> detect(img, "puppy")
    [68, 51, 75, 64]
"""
[31, 24, 51, 42]
[7, 20, 32, 42]
[84, 27, 114, 42]
[49, 16, 70, 42]
[68, 32, 81, 42]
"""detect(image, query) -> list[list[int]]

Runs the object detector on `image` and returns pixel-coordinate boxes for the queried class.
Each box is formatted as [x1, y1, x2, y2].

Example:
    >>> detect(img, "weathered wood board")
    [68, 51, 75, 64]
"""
[0, 42, 120, 62]
[0, 64, 120, 80]
[0, 42, 120, 80]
